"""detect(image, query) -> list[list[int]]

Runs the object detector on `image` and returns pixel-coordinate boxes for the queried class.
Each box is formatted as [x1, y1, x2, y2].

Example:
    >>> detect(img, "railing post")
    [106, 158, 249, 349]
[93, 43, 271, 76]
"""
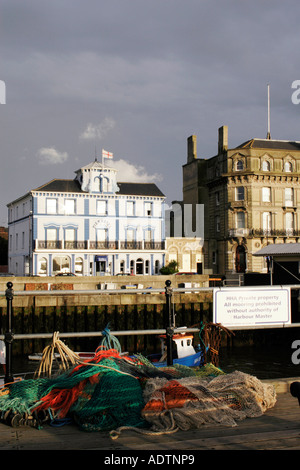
[5, 282, 14, 384]
[165, 280, 174, 366]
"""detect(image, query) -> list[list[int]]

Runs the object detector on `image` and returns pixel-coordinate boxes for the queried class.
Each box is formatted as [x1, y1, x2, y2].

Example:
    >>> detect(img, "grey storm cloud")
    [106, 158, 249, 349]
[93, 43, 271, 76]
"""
[0, 0, 300, 226]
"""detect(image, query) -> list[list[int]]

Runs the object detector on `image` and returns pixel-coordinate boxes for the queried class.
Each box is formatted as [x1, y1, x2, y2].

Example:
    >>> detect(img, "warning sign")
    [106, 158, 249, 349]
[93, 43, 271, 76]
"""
[213, 287, 291, 327]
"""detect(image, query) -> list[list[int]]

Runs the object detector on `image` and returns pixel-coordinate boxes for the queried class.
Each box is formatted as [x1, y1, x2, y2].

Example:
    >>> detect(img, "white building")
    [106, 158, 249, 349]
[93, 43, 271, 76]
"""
[7, 160, 166, 276]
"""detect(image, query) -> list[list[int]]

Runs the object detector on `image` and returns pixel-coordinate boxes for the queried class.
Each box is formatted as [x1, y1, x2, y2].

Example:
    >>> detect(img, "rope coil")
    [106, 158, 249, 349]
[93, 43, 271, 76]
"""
[35, 331, 81, 378]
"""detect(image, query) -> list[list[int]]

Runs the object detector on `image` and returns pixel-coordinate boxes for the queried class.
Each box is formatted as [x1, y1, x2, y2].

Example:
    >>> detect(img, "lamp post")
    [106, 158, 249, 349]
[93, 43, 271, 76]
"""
[165, 280, 174, 366]
[5, 282, 14, 384]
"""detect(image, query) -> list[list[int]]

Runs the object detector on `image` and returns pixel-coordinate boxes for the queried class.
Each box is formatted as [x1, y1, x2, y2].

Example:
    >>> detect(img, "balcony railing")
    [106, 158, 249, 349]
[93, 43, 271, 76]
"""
[250, 229, 300, 237]
[228, 228, 250, 237]
[89, 241, 118, 249]
[119, 241, 142, 249]
[37, 241, 62, 249]
[228, 228, 300, 238]
[35, 240, 165, 250]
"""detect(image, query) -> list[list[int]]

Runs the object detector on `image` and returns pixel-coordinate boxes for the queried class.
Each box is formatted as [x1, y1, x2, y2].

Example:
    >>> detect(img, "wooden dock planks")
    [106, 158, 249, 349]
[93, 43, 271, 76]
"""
[0, 386, 300, 451]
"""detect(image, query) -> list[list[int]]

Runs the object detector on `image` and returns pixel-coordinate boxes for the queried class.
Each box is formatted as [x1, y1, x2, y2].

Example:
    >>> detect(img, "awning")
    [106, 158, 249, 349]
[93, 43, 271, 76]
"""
[253, 243, 300, 257]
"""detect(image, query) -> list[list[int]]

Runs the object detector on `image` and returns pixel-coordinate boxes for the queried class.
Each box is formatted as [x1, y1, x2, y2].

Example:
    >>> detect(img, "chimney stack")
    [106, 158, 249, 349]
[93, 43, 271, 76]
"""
[187, 135, 197, 163]
[218, 125, 228, 153]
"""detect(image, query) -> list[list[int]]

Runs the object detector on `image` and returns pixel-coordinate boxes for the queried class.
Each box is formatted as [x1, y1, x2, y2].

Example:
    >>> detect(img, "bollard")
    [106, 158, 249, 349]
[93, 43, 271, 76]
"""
[165, 280, 174, 366]
[5, 282, 14, 384]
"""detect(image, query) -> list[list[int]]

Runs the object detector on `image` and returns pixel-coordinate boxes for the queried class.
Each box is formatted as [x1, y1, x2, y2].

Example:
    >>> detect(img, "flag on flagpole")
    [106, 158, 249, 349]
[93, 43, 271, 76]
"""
[102, 149, 113, 159]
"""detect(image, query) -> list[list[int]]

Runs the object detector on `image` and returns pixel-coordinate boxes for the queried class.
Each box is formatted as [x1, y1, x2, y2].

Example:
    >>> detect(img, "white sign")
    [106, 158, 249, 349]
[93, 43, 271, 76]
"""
[213, 287, 291, 327]
[0, 80, 6, 104]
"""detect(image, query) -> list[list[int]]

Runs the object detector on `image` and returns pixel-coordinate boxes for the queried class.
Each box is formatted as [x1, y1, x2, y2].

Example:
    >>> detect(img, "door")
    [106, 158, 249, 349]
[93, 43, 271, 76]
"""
[136, 258, 144, 275]
[235, 245, 246, 273]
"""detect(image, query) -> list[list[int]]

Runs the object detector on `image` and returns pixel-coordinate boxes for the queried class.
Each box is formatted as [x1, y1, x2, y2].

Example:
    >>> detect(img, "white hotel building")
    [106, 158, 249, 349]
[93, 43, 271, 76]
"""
[7, 160, 166, 276]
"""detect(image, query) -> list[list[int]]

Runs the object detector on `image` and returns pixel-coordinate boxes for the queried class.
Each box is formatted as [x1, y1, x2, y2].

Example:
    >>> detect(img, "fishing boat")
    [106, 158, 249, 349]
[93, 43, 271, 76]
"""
[28, 351, 95, 361]
[147, 328, 204, 368]
[26, 325, 203, 369]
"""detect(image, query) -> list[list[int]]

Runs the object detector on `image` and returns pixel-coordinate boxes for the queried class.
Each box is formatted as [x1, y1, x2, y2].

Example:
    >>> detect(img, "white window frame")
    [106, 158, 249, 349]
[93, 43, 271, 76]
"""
[236, 187, 244, 201]
[145, 202, 152, 216]
[285, 188, 294, 207]
[126, 228, 135, 242]
[97, 200, 107, 215]
[46, 228, 57, 241]
[262, 212, 272, 233]
[285, 212, 294, 235]
[127, 201, 135, 216]
[46, 198, 57, 214]
[64, 199, 76, 215]
[262, 187, 271, 202]
[236, 212, 245, 229]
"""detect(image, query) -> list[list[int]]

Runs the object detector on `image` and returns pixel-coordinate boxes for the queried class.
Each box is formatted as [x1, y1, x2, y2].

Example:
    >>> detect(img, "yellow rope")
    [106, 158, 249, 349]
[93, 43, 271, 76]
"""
[35, 331, 80, 378]
[35, 332, 138, 380]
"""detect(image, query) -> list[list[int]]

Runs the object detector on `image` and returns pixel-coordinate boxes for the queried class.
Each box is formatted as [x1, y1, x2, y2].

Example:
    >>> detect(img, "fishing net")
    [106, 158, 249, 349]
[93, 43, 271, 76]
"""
[139, 370, 277, 434]
[0, 345, 276, 436]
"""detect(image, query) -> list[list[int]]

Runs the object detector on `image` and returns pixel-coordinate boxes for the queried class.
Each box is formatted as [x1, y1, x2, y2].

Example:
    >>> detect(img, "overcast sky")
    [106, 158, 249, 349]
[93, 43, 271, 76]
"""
[1, 0, 300, 226]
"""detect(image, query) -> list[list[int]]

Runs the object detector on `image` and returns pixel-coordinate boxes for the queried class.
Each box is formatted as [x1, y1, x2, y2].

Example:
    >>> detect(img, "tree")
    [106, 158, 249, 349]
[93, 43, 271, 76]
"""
[159, 260, 179, 275]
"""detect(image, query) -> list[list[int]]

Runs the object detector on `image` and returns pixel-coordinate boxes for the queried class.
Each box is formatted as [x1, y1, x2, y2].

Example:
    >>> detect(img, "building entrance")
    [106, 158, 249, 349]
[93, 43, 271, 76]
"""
[235, 245, 246, 273]
[95, 255, 108, 275]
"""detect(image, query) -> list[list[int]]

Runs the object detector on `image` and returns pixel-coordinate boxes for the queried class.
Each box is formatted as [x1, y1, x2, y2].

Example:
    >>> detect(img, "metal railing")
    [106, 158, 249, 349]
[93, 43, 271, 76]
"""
[35, 240, 166, 250]
[2, 281, 300, 384]
[1, 280, 198, 383]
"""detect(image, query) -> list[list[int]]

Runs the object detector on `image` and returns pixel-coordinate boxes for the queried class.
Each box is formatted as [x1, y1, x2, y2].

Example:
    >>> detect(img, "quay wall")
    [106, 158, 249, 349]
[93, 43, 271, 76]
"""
[0, 274, 213, 356]
[0, 273, 210, 294]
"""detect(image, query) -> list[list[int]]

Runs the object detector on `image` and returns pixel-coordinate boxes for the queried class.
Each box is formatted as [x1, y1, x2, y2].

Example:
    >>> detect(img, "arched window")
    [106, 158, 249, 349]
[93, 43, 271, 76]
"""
[120, 260, 125, 274]
[102, 177, 108, 192]
[155, 260, 160, 274]
[284, 161, 293, 172]
[145, 259, 150, 274]
[235, 245, 246, 273]
[262, 160, 270, 171]
[130, 260, 134, 275]
[236, 160, 244, 171]
[75, 257, 83, 275]
[53, 255, 71, 275]
[38, 257, 47, 276]
[136, 258, 144, 275]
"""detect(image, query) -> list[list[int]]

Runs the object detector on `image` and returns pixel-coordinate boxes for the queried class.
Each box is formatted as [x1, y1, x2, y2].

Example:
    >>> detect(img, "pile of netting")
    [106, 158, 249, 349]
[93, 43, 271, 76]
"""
[0, 345, 276, 437]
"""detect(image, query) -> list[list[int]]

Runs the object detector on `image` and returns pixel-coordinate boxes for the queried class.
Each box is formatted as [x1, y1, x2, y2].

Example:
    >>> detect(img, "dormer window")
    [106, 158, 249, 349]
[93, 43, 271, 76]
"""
[236, 160, 244, 171]
[284, 161, 293, 172]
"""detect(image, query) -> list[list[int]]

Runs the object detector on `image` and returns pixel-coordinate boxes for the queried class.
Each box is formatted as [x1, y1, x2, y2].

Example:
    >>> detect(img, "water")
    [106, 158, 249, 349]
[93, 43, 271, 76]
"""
[218, 345, 300, 380]
[2, 343, 300, 382]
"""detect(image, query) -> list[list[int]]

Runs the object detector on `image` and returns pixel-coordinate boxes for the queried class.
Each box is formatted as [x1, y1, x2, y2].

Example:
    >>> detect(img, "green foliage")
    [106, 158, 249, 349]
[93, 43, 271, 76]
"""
[159, 260, 179, 275]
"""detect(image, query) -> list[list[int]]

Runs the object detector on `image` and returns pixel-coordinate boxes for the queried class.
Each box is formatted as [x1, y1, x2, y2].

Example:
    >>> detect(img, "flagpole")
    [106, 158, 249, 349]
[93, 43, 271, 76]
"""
[267, 84, 271, 140]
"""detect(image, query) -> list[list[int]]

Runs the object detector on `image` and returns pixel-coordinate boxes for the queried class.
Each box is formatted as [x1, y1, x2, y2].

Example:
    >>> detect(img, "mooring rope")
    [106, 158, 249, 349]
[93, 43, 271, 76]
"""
[35, 332, 81, 378]
[109, 409, 179, 440]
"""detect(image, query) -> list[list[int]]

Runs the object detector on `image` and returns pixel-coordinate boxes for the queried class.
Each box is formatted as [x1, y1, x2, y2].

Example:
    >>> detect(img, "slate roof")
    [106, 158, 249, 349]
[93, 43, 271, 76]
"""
[117, 182, 165, 197]
[235, 139, 300, 151]
[33, 179, 165, 197]
[34, 179, 82, 193]
[254, 243, 300, 257]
